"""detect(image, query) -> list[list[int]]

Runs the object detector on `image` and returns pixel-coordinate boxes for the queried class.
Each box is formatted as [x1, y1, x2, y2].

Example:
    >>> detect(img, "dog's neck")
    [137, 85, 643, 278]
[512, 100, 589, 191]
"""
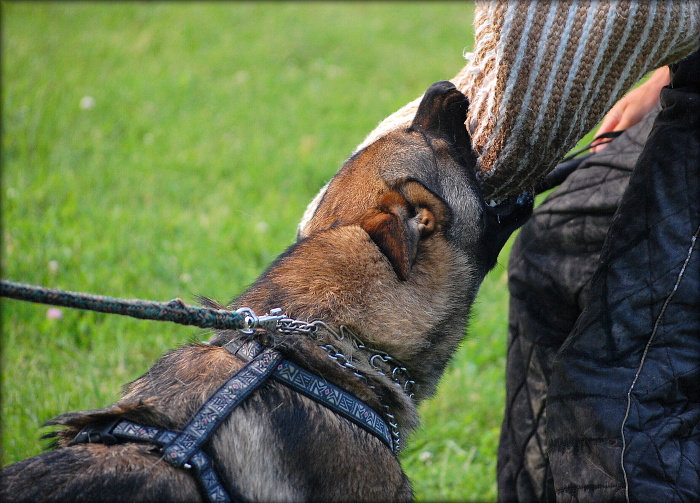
[209, 313, 421, 448]
[312, 322, 417, 399]
[225, 223, 479, 403]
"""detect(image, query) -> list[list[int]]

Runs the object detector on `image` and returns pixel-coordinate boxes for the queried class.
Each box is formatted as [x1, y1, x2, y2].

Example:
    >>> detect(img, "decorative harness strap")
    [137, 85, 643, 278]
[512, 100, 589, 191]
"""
[70, 418, 234, 503]
[229, 339, 394, 449]
[162, 346, 282, 468]
[70, 345, 283, 503]
[70, 317, 395, 503]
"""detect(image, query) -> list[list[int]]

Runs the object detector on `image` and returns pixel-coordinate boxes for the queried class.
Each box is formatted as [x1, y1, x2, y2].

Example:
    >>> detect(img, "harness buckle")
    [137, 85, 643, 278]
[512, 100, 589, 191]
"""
[69, 418, 121, 446]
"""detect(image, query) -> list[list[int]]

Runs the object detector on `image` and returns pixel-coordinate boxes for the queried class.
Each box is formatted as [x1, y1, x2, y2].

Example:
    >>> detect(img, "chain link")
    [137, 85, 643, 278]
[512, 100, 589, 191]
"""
[276, 318, 321, 336]
[235, 307, 411, 452]
[367, 351, 416, 396]
[236, 308, 415, 396]
[321, 342, 402, 452]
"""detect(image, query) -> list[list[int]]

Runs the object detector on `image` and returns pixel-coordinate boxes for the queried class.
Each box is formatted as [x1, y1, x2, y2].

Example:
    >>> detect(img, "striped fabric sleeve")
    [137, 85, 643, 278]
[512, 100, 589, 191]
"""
[356, 0, 700, 201]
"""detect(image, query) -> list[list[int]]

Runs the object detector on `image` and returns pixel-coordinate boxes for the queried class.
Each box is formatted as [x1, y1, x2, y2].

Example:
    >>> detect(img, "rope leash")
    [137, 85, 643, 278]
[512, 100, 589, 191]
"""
[0, 279, 251, 331]
[4, 278, 401, 502]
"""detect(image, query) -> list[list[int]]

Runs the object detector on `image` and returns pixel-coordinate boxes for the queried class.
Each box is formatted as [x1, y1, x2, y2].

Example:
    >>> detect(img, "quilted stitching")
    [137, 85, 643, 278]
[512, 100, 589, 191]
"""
[546, 78, 700, 502]
[500, 50, 700, 503]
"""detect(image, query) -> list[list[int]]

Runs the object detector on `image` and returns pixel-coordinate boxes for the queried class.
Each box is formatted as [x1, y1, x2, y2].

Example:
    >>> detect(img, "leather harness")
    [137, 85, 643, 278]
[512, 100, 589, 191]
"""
[70, 336, 397, 503]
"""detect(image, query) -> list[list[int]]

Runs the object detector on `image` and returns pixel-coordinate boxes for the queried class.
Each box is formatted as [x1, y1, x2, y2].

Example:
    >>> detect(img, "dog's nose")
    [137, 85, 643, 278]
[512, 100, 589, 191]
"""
[487, 191, 534, 229]
[481, 190, 534, 268]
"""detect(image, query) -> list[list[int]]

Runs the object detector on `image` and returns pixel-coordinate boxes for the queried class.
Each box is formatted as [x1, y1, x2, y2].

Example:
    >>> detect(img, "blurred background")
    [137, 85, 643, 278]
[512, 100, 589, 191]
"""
[2, 3, 520, 500]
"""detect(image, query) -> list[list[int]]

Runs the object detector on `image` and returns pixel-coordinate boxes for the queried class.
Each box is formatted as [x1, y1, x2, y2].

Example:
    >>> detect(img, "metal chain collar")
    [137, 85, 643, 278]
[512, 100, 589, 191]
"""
[320, 343, 402, 451]
[234, 307, 414, 452]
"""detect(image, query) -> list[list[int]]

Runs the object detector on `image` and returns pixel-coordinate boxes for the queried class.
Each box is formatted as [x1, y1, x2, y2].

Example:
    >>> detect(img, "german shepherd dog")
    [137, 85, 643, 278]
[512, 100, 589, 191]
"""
[1, 82, 532, 502]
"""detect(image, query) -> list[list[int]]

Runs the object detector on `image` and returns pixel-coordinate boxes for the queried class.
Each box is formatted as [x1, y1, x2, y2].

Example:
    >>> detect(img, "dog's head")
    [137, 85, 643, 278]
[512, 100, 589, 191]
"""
[234, 82, 532, 401]
[298, 81, 532, 276]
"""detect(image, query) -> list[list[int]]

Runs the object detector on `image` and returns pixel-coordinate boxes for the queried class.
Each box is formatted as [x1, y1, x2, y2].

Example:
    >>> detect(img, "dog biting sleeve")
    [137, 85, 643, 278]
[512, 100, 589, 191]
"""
[355, 1, 699, 201]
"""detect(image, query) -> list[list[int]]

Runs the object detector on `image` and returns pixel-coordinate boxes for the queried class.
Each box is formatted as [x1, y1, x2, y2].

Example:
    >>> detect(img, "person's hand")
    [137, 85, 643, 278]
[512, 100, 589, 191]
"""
[592, 66, 670, 152]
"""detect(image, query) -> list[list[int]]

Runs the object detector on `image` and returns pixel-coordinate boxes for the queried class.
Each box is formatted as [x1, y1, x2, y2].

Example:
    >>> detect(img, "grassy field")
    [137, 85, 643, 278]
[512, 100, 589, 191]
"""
[4, 3, 547, 501]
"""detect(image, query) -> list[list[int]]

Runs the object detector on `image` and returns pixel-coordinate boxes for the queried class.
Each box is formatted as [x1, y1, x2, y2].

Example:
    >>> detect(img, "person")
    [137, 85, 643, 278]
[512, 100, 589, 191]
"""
[498, 49, 700, 502]
[301, 4, 699, 500]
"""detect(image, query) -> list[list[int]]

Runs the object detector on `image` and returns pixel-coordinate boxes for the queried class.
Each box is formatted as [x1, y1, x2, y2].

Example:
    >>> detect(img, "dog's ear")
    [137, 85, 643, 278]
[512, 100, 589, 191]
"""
[411, 81, 469, 144]
[359, 191, 437, 281]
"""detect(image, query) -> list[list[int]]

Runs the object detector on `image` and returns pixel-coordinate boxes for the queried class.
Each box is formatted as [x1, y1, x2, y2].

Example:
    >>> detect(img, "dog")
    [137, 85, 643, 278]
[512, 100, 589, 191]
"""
[0, 81, 532, 502]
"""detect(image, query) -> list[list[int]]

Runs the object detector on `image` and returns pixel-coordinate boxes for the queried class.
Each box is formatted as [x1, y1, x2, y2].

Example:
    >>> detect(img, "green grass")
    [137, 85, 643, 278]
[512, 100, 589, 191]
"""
[2, 3, 570, 501]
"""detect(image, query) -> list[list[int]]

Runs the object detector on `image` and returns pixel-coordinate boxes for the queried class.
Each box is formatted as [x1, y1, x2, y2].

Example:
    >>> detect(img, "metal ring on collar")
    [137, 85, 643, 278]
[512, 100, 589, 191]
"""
[370, 354, 388, 371]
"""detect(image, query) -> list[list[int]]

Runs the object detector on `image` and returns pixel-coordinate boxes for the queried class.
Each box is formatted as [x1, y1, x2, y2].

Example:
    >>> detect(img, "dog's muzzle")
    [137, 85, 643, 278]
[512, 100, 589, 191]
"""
[481, 191, 534, 267]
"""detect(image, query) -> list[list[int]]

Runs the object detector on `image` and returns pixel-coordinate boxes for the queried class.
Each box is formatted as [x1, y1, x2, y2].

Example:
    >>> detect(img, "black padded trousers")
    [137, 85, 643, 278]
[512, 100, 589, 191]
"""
[498, 50, 700, 503]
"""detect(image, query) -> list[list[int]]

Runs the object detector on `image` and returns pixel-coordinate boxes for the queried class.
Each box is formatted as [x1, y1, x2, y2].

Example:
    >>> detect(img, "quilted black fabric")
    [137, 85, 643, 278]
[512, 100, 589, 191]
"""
[498, 50, 700, 503]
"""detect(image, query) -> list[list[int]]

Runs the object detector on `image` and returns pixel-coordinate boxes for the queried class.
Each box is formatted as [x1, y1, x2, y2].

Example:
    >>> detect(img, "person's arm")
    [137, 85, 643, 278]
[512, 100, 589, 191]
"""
[349, 2, 699, 203]
[461, 1, 699, 200]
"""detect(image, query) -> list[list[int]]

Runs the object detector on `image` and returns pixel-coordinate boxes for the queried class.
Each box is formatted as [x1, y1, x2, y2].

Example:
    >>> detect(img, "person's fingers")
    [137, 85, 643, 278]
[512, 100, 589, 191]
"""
[592, 105, 625, 152]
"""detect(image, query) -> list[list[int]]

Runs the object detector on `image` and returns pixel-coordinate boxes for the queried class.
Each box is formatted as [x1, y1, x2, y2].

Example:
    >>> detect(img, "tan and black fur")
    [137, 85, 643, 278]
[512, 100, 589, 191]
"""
[0, 82, 531, 502]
